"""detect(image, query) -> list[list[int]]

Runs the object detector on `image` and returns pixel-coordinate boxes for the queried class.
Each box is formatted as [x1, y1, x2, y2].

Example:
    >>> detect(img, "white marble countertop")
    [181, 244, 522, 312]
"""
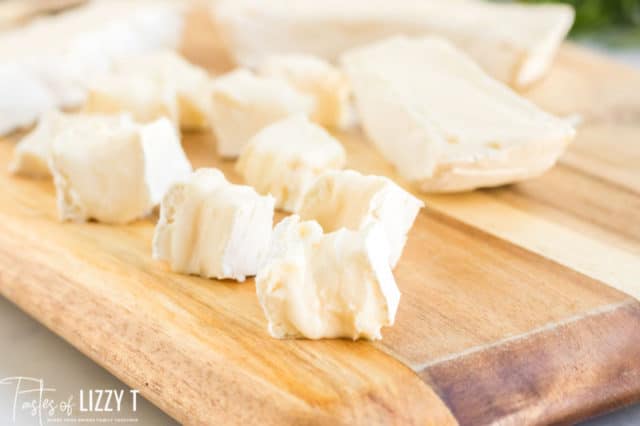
[0, 47, 639, 426]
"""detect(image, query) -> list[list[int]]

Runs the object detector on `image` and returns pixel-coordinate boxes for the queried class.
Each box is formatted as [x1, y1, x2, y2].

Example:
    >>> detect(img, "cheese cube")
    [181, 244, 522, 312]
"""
[342, 37, 576, 193]
[50, 115, 192, 224]
[213, 0, 573, 87]
[210, 69, 313, 158]
[152, 168, 275, 281]
[298, 169, 422, 268]
[256, 215, 400, 340]
[236, 115, 346, 213]
[85, 51, 213, 130]
[257, 54, 354, 129]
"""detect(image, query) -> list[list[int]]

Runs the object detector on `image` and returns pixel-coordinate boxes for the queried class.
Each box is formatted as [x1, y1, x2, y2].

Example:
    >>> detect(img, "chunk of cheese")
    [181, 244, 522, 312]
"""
[214, 0, 573, 87]
[10, 111, 66, 178]
[236, 115, 346, 213]
[256, 215, 400, 340]
[85, 51, 213, 130]
[342, 37, 577, 193]
[256, 54, 354, 129]
[0, 1, 184, 135]
[50, 115, 192, 224]
[298, 169, 422, 268]
[210, 69, 314, 158]
[153, 168, 275, 281]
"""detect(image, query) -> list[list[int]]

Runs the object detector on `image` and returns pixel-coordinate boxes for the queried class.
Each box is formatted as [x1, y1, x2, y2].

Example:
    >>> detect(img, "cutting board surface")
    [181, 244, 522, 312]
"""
[1, 9, 639, 426]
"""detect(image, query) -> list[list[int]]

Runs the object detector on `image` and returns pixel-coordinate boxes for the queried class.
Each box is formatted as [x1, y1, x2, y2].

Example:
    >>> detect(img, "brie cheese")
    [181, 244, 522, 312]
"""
[342, 37, 576, 192]
[298, 169, 422, 268]
[236, 115, 346, 213]
[152, 168, 275, 282]
[214, 0, 573, 87]
[50, 115, 192, 224]
[256, 54, 353, 129]
[10, 111, 66, 178]
[256, 215, 400, 340]
[210, 69, 314, 158]
[85, 51, 213, 130]
[0, 1, 184, 135]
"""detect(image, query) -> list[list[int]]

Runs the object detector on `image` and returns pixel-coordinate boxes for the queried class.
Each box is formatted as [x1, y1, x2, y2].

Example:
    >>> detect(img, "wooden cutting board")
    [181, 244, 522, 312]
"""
[1, 8, 639, 426]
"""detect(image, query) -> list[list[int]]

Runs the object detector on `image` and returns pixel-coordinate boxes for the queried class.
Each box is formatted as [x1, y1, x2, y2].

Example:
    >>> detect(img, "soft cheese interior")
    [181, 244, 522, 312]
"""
[298, 170, 422, 267]
[256, 215, 400, 340]
[342, 37, 576, 192]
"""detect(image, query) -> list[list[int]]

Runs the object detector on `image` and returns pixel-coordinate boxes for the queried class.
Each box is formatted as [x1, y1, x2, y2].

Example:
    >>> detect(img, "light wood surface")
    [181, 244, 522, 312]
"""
[0, 7, 639, 426]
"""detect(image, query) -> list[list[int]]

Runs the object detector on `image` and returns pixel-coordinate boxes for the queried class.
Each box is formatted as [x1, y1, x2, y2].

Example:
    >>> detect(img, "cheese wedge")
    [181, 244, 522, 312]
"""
[342, 37, 576, 193]
[256, 215, 400, 340]
[236, 115, 346, 213]
[257, 54, 354, 129]
[213, 0, 573, 88]
[85, 51, 213, 130]
[0, 1, 183, 135]
[298, 169, 423, 267]
[211, 69, 314, 158]
[152, 168, 275, 282]
[50, 115, 192, 224]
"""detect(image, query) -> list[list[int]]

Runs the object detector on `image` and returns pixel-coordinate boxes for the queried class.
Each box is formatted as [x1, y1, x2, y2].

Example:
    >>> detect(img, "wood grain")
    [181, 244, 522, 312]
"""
[0, 5, 639, 425]
[422, 300, 640, 426]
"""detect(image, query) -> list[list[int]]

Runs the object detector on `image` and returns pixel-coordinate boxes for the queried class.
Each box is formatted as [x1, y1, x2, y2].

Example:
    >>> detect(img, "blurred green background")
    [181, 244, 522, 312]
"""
[518, 0, 640, 45]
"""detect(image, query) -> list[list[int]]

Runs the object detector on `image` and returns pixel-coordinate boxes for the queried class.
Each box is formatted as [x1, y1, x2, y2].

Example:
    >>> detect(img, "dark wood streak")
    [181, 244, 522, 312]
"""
[420, 301, 640, 426]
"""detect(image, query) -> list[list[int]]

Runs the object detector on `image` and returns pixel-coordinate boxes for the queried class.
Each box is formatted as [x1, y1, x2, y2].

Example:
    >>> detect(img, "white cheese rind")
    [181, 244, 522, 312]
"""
[0, 1, 184, 136]
[342, 37, 576, 192]
[257, 54, 354, 129]
[85, 51, 213, 130]
[256, 215, 400, 340]
[50, 115, 191, 224]
[213, 0, 573, 87]
[210, 69, 314, 158]
[152, 168, 275, 282]
[298, 169, 422, 268]
[236, 115, 346, 213]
